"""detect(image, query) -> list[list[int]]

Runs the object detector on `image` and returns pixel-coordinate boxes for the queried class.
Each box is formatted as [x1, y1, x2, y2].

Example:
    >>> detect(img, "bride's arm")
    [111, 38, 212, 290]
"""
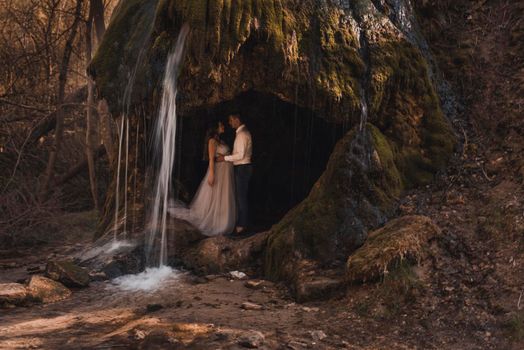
[207, 139, 217, 186]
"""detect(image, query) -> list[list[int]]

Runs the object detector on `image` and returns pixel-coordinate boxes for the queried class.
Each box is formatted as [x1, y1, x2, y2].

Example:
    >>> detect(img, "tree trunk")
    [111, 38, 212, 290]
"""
[54, 145, 106, 187]
[85, 8, 100, 211]
[40, 0, 84, 201]
[90, 0, 105, 43]
[98, 99, 115, 165]
[84, 0, 107, 211]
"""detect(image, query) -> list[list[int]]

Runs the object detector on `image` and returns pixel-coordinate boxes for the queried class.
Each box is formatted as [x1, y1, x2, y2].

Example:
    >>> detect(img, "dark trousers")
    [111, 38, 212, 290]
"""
[234, 164, 252, 227]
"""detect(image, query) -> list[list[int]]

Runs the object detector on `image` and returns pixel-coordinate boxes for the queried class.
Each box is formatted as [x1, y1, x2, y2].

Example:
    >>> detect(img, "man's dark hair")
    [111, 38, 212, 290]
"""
[229, 113, 242, 123]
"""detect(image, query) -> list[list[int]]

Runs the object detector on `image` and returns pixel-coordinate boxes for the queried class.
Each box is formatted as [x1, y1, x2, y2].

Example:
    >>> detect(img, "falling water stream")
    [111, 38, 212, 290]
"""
[110, 0, 159, 248]
[112, 49, 147, 244]
[146, 24, 190, 267]
[113, 116, 125, 242]
[112, 25, 189, 291]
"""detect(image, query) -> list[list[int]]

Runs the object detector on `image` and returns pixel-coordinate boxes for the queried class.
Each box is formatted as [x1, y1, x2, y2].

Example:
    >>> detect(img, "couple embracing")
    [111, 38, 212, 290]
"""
[170, 114, 253, 237]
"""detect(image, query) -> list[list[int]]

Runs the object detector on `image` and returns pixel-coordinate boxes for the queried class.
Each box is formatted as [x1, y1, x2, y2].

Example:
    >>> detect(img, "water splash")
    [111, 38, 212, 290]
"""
[146, 24, 190, 267]
[79, 238, 136, 263]
[106, 239, 135, 254]
[111, 266, 180, 292]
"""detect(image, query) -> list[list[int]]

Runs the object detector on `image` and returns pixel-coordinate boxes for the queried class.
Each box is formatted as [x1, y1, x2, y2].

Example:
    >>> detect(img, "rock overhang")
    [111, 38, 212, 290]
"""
[90, 0, 458, 284]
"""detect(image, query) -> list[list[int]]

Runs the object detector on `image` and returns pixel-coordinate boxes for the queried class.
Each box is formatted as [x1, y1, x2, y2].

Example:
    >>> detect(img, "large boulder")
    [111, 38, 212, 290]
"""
[294, 274, 345, 303]
[0, 283, 28, 307]
[27, 276, 72, 303]
[264, 124, 403, 281]
[46, 260, 90, 288]
[166, 218, 207, 263]
[179, 232, 269, 274]
[78, 237, 146, 279]
[346, 215, 441, 283]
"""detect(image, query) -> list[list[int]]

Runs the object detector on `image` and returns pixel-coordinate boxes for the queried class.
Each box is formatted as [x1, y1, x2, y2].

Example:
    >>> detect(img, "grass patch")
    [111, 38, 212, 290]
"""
[352, 262, 424, 319]
[504, 311, 524, 341]
[354, 299, 372, 317]
[377, 262, 423, 317]
[346, 215, 440, 283]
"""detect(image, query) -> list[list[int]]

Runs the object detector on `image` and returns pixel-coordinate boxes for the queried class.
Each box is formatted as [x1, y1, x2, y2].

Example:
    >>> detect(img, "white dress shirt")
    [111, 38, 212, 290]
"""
[225, 124, 252, 165]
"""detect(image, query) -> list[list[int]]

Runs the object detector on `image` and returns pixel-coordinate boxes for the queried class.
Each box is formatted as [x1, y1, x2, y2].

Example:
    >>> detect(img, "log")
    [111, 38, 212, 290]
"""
[54, 145, 106, 187]
[27, 85, 87, 146]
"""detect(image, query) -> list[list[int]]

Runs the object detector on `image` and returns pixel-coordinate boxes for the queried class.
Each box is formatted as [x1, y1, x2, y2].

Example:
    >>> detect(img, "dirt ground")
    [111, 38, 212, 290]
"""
[0, 185, 522, 350]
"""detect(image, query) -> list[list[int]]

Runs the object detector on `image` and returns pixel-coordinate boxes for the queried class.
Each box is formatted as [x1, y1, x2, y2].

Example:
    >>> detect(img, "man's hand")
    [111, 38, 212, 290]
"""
[216, 155, 225, 162]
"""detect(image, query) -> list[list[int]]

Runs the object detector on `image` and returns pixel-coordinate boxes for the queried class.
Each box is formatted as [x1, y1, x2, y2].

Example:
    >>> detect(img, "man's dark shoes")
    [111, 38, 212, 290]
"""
[225, 228, 252, 239]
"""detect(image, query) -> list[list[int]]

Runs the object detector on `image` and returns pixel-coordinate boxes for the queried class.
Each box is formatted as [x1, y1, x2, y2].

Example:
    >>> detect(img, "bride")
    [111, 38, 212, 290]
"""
[169, 120, 236, 236]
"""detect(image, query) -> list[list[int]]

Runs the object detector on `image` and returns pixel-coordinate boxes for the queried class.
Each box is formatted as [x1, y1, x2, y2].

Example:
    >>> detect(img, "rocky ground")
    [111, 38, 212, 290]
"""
[0, 193, 522, 350]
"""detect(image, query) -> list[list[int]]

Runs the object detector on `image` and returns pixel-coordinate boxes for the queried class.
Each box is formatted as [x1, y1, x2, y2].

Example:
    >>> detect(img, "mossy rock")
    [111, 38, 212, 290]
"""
[90, 0, 159, 114]
[45, 260, 90, 288]
[264, 123, 403, 281]
[91, 0, 365, 119]
[178, 231, 269, 275]
[346, 215, 441, 283]
[368, 40, 456, 187]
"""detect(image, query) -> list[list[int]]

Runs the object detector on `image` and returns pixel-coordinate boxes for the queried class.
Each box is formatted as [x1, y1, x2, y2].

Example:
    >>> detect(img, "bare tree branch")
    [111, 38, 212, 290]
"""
[0, 98, 51, 113]
[54, 144, 106, 186]
[40, 0, 85, 201]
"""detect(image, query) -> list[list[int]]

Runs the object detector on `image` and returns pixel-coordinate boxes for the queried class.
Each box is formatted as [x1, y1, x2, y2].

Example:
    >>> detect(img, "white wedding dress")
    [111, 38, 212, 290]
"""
[169, 142, 236, 236]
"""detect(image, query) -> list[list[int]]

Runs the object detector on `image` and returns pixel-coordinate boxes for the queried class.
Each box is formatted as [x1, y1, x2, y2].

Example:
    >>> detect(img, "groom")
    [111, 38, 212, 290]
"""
[217, 113, 253, 235]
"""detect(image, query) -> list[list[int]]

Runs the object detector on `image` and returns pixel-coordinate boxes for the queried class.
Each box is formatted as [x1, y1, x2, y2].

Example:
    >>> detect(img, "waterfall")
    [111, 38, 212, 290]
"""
[146, 24, 190, 267]
[356, 29, 371, 132]
[113, 117, 124, 241]
[132, 121, 140, 233]
[110, 0, 159, 245]
[113, 49, 147, 242]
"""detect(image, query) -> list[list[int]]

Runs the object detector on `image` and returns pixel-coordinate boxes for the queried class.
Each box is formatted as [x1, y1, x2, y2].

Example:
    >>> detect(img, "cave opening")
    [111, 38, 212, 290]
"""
[174, 91, 346, 232]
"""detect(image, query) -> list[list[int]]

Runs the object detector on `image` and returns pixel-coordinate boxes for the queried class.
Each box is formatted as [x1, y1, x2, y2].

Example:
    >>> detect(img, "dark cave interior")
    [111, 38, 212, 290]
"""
[174, 91, 347, 231]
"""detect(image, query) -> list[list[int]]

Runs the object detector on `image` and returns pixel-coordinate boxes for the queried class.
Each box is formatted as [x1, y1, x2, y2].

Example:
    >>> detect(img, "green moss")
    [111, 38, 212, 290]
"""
[295, 5, 364, 113]
[346, 215, 439, 283]
[264, 127, 352, 280]
[90, 0, 159, 114]
[504, 311, 524, 341]
[164, 0, 364, 114]
[264, 132, 349, 280]
[93, 0, 366, 119]
[368, 124, 403, 208]
[158, 0, 286, 61]
[399, 152, 436, 186]
[368, 39, 456, 187]
[421, 90, 456, 170]
[264, 124, 404, 281]
[376, 261, 423, 318]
